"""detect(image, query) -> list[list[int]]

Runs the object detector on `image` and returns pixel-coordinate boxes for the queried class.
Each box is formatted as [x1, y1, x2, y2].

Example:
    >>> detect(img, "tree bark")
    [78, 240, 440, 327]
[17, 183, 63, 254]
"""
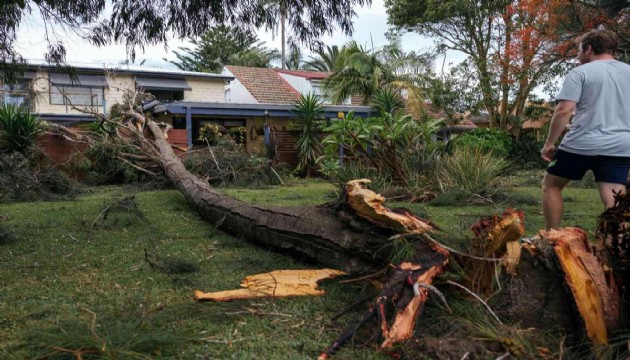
[145, 120, 405, 274]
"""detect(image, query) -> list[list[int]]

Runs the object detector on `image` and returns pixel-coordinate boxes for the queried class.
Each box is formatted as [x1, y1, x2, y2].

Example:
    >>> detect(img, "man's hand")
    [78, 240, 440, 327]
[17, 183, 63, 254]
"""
[541, 142, 555, 162]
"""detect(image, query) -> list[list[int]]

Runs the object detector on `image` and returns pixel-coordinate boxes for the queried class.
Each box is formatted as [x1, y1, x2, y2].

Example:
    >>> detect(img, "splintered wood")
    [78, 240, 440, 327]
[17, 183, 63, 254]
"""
[345, 179, 435, 233]
[317, 181, 450, 359]
[380, 265, 444, 348]
[194, 269, 345, 301]
[543, 227, 620, 345]
[467, 209, 525, 293]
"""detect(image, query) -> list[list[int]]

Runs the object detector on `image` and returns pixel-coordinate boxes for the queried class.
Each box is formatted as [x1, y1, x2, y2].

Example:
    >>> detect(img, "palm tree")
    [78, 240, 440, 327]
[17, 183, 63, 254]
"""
[285, 42, 304, 70]
[323, 41, 395, 105]
[323, 40, 432, 107]
[303, 45, 342, 72]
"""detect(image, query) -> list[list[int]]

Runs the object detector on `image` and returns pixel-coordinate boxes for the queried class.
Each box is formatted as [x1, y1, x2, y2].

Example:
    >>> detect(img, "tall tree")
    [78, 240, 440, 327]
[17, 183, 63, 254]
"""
[168, 25, 279, 72]
[0, 0, 369, 78]
[284, 42, 304, 70]
[386, 0, 627, 130]
[323, 40, 430, 105]
[303, 45, 343, 72]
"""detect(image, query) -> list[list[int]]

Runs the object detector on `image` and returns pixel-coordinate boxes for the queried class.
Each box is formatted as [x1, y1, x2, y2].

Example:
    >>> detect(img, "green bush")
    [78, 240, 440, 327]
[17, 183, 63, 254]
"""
[228, 126, 247, 144]
[509, 134, 547, 169]
[450, 128, 514, 158]
[0, 104, 42, 154]
[437, 148, 509, 194]
[198, 123, 226, 145]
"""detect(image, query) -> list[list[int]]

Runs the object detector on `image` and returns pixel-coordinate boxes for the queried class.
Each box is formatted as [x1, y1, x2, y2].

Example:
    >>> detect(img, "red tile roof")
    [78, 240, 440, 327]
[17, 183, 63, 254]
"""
[275, 69, 332, 80]
[226, 66, 301, 104]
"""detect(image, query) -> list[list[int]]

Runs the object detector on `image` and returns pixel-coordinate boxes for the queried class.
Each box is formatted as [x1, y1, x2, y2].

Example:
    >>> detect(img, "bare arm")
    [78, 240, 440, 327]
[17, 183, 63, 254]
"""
[541, 100, 576, 162]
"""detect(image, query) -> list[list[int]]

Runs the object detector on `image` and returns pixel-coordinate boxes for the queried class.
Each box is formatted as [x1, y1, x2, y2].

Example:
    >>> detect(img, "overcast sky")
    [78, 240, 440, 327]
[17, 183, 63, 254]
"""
[14, 0, 466, 70]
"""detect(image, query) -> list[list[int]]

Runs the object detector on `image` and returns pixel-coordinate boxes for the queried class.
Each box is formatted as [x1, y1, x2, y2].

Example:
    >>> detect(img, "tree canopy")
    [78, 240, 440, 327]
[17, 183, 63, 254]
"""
[168, 25, 279, 73]
[386, 0, 628, 130]
[0, 0, 370, 74]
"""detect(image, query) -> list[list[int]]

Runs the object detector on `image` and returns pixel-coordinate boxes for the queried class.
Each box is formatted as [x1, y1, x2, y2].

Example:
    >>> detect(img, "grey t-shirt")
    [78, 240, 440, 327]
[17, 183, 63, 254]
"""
[556, 59, 630, 156]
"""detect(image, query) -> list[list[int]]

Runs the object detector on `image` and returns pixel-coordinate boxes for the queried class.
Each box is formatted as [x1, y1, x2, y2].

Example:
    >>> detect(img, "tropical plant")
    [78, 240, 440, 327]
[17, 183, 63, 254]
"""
[228, 126, 247, 144]
[321, 103, 421, 185]
[198, 123, 225, 145]
[292, 93, 326, 175]
[323, 41, 396, 105]
[323, 40, 431, 106]
[371, 88, 406, 115]
[285, 42, 304, 70]
[320, 104, 445, 197]
[0, 104, 42, 153]
[303, 45, 343, 72]
[437, 148, 509, 194]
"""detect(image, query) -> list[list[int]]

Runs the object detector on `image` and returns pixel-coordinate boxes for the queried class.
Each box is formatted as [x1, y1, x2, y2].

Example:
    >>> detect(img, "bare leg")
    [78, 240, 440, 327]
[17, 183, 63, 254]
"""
[542, 173, 571, 230]
[597, 182, 626, 209]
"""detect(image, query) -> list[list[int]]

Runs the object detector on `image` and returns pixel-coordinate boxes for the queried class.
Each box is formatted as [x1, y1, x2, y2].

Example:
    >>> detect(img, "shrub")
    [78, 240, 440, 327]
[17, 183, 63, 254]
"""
[450, 128, 514, 158]
[0, 104, 42, 154]
[319, 108, 446, 198]
[509, 134, 547, 169]
[437, 148, 509, 194]
[228, 126, 247, 144]
[198, 123, 225, 145]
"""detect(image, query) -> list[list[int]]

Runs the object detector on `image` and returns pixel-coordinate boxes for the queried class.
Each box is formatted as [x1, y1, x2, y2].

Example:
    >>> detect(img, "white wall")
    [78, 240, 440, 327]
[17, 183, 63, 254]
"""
[277, 73, 313, 95]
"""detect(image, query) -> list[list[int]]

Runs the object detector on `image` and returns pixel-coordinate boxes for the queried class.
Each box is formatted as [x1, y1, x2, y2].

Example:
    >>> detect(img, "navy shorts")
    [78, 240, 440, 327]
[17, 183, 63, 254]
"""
[547, 149, 630, 184]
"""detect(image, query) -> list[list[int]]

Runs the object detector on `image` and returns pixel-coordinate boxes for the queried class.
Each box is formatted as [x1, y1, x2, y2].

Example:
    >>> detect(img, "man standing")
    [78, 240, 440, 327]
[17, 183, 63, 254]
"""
[541, 29, 630, 230]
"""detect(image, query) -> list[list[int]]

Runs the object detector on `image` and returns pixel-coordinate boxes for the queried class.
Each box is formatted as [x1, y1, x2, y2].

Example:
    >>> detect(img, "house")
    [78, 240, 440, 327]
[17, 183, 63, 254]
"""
[1, 61, 233, 161]
[1, 61, 231, 126]
[1, 62, 372, 165]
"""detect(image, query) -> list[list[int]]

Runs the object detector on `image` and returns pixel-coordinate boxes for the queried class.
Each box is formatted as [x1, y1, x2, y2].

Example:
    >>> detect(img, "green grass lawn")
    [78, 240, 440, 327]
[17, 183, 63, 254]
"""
[0, 177, 605, 359]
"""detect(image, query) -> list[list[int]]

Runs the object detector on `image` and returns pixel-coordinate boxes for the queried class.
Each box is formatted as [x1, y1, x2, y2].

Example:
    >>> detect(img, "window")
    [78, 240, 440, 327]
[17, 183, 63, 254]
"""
[50, 85, 104, 106]
[1, 79, 32, 108]
[225, 89, 231, 103]
[146, 89, 184, 102]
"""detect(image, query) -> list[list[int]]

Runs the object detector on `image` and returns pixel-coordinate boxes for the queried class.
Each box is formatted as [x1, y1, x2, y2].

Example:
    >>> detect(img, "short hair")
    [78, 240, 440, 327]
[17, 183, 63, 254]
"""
[578, 29, 619, 55]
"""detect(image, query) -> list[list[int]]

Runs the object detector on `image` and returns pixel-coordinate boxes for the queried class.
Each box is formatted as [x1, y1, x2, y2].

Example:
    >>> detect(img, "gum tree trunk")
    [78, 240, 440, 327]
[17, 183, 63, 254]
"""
[146, 119, 400, 273]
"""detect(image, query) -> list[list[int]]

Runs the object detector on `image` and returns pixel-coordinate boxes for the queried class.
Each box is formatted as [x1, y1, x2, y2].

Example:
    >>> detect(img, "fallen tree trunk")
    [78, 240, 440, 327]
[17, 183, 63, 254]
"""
[145, 119, 429, 273]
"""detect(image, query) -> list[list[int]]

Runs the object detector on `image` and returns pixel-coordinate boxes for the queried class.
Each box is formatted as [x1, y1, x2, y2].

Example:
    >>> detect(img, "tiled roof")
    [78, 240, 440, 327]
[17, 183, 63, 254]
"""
[274, 69, 332, 80]
[226, 66, 301, 104]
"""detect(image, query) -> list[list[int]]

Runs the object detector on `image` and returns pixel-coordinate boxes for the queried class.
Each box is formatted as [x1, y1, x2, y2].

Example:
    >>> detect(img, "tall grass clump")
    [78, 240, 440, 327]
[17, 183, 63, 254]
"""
[437, 148, 509, 195]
